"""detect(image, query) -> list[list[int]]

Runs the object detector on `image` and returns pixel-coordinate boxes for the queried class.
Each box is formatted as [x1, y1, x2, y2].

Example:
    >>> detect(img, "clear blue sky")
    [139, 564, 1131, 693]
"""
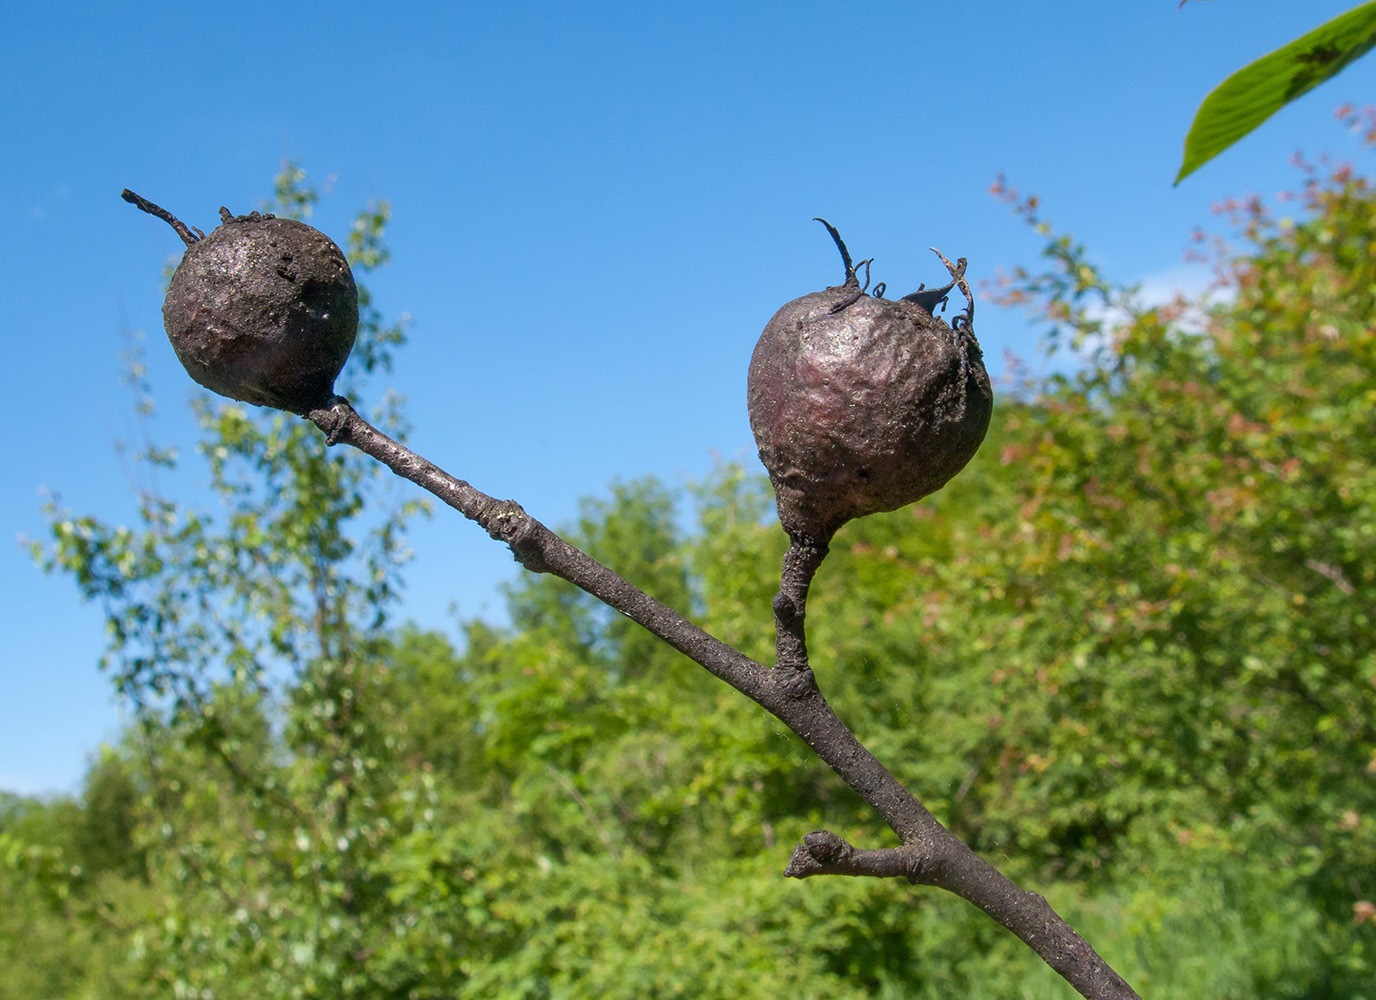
[5, 0, 1375, 795]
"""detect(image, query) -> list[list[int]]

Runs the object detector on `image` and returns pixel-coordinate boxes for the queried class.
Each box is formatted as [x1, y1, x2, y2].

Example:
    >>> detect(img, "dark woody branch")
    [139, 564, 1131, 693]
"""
[306, 396, 1140, 1000]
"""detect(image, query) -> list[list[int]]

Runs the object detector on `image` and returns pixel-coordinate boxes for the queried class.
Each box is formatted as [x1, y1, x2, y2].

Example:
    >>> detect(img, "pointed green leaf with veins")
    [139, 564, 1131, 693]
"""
[1177, 1, 1376, 183]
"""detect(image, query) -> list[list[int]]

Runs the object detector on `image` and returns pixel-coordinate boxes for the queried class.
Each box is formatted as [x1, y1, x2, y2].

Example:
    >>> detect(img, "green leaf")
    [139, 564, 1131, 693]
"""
[1176, 1, 1376, 183]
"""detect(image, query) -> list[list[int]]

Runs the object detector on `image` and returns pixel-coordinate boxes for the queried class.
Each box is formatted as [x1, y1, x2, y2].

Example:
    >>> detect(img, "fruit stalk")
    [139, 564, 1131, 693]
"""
[773, 534, 830, 670]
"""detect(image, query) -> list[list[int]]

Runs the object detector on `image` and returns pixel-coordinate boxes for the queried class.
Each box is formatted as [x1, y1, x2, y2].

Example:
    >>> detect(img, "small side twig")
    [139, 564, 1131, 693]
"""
[784, 830, 923, 881]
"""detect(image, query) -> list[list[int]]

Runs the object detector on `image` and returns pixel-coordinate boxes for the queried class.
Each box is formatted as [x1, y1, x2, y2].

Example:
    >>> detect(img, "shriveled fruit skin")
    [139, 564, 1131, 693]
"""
[162, 215, 358, 414]
[747, 285, 992, 541]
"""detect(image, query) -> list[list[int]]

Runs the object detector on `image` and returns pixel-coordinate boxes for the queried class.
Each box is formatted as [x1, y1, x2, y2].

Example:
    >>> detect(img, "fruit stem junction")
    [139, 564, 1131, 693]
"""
[121, 189, 203, 246]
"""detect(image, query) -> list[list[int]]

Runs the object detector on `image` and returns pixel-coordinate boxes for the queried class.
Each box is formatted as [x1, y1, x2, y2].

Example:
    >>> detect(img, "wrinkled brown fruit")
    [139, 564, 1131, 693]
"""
[124, 191, 358, 414]
[747, 226, 992, 542]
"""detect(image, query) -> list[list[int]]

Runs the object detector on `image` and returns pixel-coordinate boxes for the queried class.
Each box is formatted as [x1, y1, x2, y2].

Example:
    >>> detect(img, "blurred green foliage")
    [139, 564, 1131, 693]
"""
[10, 151, 1376, 997]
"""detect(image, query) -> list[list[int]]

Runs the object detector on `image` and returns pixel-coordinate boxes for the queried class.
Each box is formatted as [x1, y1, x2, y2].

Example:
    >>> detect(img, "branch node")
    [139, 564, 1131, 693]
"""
[804, 829, 852, 862]
[784, 829, 857, 878]
[483, 500, 551, 573]
[306, 396, 357, 448]
[772, 591, 800, 625]
[773, 664, 818, 700]
[307, 396, 355, 446]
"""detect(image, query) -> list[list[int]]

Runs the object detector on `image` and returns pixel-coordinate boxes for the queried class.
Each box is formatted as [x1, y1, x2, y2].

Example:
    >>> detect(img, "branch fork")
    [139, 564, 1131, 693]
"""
[304, 394, 1140, 1000]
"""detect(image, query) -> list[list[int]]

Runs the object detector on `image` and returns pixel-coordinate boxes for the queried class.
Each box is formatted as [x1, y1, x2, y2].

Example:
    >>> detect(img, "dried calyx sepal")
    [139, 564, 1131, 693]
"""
[122, 189, 358, 415]
[747, 219, 992, 548]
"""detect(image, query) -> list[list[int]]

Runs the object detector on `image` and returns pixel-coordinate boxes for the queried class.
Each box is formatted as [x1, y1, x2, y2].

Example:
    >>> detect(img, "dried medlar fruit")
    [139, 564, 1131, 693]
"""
[747, 220, 992, 543]
[122, 189, 358, 414]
